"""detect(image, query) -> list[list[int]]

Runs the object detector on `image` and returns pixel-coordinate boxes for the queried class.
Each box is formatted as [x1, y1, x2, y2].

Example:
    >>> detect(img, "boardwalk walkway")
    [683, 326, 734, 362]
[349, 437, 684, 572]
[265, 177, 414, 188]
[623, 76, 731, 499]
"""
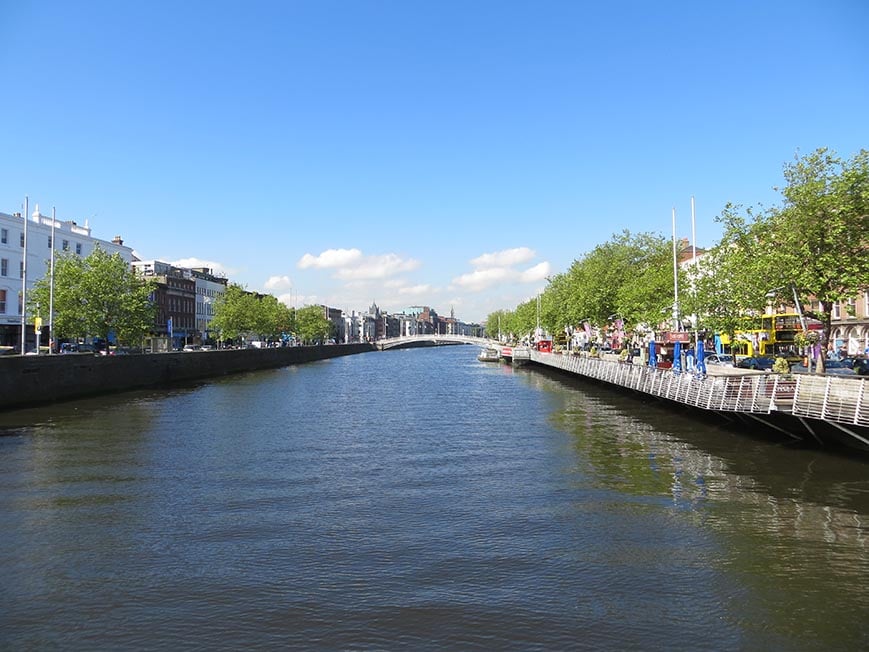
[527, 350, 869, 453]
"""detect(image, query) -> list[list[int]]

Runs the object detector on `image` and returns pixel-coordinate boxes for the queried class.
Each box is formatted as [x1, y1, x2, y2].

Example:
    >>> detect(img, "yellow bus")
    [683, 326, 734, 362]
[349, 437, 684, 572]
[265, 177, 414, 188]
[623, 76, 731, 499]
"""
[728, 313, 805, 361]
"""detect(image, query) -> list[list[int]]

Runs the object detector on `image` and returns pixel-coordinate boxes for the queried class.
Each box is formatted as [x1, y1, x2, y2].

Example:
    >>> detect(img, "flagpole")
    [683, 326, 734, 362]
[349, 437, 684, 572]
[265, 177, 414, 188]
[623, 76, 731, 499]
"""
[691, 196, 698, 354]
[49, 206, 57, 354]
[672, 207, 679, 331]
[20, 196, 28, 354]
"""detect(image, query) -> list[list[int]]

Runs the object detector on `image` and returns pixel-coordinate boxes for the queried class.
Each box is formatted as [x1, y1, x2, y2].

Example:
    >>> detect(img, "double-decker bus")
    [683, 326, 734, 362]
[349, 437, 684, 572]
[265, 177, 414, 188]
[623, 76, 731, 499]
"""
[728, 313, 806, 361]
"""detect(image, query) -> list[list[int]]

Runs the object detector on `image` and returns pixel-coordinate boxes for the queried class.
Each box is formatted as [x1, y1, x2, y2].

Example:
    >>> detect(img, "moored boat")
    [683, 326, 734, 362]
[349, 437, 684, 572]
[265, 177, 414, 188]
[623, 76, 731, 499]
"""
[478, 346, 501, 362]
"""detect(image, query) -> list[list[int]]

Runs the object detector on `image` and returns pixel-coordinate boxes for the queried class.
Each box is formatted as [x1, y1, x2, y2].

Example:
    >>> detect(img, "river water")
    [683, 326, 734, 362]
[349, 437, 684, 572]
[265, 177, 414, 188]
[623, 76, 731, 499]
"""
[1, 345, 867, 650]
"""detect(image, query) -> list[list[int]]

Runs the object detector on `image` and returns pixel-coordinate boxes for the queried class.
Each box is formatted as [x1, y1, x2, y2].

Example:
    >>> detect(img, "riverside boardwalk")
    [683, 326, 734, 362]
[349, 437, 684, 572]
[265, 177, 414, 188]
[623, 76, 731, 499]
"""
[527, 349, 869, 454]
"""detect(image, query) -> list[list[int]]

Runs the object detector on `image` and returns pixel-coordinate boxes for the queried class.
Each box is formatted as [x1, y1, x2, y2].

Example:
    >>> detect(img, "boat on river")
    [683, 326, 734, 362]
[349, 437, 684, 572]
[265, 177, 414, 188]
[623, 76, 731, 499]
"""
[478, 346, 501, 362]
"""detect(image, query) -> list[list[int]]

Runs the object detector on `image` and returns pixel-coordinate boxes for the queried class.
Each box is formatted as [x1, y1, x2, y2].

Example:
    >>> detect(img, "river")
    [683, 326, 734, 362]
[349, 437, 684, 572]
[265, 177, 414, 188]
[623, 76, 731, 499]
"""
[1, 345, 867, 650]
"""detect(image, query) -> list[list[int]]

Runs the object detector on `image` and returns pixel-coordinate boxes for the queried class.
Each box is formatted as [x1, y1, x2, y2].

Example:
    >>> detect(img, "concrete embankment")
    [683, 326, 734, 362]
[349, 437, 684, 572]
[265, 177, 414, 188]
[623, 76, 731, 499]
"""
[0, 344, 376, 411]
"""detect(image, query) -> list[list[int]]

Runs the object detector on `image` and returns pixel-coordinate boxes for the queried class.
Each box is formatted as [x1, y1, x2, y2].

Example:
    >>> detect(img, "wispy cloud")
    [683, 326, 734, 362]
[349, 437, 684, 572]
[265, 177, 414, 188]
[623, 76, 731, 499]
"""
[298, 248, 363, 269]
[264, 275, 293, 290]
[470, 247, 536, 269]
[451, 267, 514, 292]
[519, 261, 551, 283]
[298, 248, 420, 280]
[171, 257, 236, 277]
[451, 247, 550, 292]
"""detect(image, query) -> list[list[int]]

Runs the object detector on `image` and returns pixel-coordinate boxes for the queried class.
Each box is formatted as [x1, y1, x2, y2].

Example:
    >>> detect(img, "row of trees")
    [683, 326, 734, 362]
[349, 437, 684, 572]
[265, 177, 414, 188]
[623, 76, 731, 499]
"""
[28, 254, 334, 348]
[210, 284, 333, 345]
[487, 148, 869, 369]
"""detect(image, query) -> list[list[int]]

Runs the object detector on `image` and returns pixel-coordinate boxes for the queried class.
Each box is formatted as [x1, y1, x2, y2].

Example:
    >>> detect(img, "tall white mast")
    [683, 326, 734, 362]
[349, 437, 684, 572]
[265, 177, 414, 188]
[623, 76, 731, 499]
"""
[690, 196, 697, 263]
[49, 206, 57, 354]
[20, 196, 28, 354]
[672, 206, 679, 331]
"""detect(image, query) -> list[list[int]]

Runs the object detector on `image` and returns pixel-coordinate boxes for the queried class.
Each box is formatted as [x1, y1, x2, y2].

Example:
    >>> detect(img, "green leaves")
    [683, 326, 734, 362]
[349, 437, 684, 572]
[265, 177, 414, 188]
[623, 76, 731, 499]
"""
[485, 148, 869, 351]
[211, 284, 297, 342]
[28, 247, 155, 345]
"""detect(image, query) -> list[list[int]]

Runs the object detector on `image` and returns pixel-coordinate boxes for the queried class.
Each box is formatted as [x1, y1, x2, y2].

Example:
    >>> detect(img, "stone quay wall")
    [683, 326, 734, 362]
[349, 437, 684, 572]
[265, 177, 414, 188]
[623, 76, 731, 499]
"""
[0, 344, 376, 411]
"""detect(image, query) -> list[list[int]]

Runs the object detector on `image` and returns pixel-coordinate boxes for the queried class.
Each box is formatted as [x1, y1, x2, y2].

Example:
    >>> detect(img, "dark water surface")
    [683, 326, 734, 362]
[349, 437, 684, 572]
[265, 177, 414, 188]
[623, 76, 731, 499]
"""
[1, 346, 867, 650]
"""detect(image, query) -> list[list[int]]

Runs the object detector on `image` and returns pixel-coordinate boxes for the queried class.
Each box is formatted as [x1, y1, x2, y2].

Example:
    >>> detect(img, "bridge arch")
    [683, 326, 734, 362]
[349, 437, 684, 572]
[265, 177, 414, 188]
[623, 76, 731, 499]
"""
[376, 334, 494, 350]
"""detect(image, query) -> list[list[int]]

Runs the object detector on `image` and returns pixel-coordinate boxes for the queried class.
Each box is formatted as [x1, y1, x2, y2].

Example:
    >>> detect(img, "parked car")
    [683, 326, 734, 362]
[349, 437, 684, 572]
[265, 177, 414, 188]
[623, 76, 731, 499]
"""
[840, 357, 869, 376]
[704, 353, 734, 366]
[736, 356, 776, 371]
[182, 344, 202, 352]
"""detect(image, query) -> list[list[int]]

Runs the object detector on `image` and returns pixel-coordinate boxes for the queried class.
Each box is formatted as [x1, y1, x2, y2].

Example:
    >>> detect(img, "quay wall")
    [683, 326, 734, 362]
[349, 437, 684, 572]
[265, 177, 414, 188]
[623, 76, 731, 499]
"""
[0, 344, 376, 411]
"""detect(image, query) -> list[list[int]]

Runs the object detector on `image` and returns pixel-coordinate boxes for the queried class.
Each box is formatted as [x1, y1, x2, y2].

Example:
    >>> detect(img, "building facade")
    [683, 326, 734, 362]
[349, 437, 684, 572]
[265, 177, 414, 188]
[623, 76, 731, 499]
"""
[0, 206, 132, 349]
[132, 260, 197, 350]
[190, 267, 228, 343]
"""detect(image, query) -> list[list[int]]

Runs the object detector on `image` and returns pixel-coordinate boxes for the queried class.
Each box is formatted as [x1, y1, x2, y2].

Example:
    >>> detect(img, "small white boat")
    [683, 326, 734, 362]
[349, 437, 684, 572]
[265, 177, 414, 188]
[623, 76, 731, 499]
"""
[478, 347, 501, 362]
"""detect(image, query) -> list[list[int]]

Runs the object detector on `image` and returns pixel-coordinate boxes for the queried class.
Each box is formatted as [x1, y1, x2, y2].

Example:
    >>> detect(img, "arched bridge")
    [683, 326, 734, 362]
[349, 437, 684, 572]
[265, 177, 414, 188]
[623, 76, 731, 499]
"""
[375, 334, 494, 350]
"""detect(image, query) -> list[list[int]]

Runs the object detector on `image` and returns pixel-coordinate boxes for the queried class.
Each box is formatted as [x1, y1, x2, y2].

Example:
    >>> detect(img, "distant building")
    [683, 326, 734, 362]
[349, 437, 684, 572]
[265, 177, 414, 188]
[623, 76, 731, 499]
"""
[132, 260, 196, 350]
[189, 267, 228, 342]
[0, 206, 132, 348]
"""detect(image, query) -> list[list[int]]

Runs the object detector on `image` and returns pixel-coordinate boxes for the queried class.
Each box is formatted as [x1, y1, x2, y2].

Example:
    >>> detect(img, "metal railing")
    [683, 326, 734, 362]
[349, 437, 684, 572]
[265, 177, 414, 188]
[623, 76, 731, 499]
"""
[530, 351, 868, 428]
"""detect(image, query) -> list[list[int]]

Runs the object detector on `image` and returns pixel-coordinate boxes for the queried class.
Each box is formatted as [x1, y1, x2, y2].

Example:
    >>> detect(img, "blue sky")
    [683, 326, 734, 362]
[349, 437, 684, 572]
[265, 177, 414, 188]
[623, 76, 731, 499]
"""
[2, 1, 867, 323]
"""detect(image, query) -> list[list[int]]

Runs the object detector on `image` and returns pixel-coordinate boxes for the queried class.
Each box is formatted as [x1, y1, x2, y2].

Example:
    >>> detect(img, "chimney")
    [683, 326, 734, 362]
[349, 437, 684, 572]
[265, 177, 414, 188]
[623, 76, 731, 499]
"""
[112, 235, 124, 246]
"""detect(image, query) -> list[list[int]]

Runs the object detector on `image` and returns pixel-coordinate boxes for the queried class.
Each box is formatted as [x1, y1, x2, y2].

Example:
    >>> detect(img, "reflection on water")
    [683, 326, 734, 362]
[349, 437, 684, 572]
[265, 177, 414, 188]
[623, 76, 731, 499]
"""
[1, 348, 867, 650]
[518, 366, 869, 644]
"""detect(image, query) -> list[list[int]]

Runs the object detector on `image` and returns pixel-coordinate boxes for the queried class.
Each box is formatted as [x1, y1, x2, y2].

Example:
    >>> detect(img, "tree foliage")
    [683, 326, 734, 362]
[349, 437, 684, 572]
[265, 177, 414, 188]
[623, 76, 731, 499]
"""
[485, 148, 869, 373]
[211, 283, 296, 342]
[294, 305, 331, 344]
[28, 247, 155, 346]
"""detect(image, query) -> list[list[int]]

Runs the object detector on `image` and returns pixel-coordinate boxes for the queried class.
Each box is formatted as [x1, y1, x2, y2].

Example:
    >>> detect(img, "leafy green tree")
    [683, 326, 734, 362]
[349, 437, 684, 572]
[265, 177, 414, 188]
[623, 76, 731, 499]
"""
[692, 149, 869, 371]
[28, 247, 155, 347]
[212, 285, 298, 343]
[295, 305, 331, 344]
[211, 283, 257, 341]
[768, 148, 869, 355]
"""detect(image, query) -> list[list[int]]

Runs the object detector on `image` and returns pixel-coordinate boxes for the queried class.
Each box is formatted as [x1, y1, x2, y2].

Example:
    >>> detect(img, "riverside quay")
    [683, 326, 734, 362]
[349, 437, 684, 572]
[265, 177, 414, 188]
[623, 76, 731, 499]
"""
[2, 334, 868, 455]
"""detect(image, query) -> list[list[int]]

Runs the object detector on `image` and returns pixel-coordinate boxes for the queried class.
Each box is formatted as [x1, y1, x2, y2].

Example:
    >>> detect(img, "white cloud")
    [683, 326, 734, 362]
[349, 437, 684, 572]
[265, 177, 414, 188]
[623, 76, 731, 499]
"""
[264, 275, 293, 290]
[519, 261, 551, 283]
[334, 253, 420, 280]
[450, 247, 551, 294]
[298, 248, 420, 281]
[451, 267, 514, 292]
[170, 257, 235, 277]
[297, 248, 362, 269]
[470, 247, 536, 269]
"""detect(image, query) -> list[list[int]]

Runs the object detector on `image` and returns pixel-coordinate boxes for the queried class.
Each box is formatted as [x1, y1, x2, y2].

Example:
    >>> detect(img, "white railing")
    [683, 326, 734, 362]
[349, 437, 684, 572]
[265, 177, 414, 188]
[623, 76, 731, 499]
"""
[792, 374, 868, 427]
[378, 334, 492, 349]
[530, 351, 867, 428]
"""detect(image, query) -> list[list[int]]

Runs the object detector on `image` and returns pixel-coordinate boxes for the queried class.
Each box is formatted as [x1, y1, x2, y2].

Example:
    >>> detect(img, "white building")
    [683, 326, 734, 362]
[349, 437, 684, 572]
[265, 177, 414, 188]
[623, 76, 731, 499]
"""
[0, 205, 132, 349]
[190, 268, 227, 341]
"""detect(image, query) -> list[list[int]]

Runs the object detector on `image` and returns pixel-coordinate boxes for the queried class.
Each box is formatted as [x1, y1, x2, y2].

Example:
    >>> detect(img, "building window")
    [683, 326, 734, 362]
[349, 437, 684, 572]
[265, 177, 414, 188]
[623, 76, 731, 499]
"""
[20, 260, 24, 279]
[62, 240, 69, 251]
[48, 235, 53, 249]
[833, 302, 841, 320]
[0, 289, 5, 313]
[20, 232, 25, 247]
[1, 228, 7, 244]
[847, 298, 856, 318]
[864, 292, 869, 318]
[1, 258, 7, 276]
[76, 243, 82, 255]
